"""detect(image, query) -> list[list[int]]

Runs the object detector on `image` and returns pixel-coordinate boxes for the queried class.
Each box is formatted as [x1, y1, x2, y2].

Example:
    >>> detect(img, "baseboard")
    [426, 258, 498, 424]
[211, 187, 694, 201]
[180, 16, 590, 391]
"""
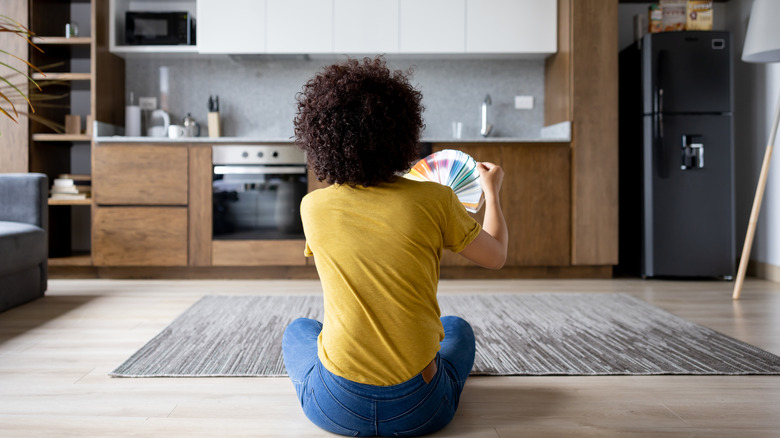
[440, 265, 613, 279]
[49, 265, 321, 280]
[49, 265, 614, 280]
[747, 260, 780, 283]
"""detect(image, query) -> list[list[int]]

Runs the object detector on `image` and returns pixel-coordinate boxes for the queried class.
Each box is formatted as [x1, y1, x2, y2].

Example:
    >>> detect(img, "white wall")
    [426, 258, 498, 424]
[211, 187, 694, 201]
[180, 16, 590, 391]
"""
[727, 0, 780, 273]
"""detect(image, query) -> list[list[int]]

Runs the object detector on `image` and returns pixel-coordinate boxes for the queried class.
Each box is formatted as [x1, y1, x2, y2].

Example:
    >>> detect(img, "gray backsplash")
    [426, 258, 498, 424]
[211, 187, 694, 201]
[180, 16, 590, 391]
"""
[125, 56, 545, 140]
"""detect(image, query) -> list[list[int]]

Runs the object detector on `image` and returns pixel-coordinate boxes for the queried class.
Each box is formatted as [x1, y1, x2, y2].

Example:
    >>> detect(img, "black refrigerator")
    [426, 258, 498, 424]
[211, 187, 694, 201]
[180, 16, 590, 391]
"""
[618, 31, 735, 279]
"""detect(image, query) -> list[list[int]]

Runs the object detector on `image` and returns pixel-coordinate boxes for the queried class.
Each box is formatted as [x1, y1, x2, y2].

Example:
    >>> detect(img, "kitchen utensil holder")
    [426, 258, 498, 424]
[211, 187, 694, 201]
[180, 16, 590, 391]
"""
[208, 112, 221, 138]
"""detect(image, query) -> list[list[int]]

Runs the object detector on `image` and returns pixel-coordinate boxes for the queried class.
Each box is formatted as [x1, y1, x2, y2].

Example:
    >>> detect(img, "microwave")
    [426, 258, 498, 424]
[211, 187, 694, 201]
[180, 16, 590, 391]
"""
[125, 11, 195, 45]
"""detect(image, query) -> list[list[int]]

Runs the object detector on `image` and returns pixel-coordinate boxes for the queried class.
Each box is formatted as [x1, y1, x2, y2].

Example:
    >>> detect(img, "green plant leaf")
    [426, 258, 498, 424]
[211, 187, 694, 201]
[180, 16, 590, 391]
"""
[0, 14, 44, 135]
[0, 74, 33, 113]
[0, 89, 19, 118]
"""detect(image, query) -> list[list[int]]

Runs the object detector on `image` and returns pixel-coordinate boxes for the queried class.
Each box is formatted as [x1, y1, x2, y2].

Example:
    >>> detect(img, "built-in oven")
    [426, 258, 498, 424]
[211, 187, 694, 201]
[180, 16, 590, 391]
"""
[212, 145, 307, 240]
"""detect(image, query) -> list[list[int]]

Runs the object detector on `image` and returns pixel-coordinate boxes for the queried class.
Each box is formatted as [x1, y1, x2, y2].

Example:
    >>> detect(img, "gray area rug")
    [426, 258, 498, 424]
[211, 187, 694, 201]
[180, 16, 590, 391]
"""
[110, 293, 780, 377]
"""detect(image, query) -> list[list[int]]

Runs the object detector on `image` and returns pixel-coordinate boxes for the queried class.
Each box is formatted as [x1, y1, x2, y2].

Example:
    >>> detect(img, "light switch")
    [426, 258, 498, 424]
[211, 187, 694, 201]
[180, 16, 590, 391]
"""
[514, 95, 534, 110]
[139, 97, 157, 111]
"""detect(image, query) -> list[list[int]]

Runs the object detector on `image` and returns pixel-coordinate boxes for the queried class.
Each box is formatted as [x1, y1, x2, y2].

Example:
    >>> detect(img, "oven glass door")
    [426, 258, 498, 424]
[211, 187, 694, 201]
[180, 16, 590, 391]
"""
[213, 165, 307, 240]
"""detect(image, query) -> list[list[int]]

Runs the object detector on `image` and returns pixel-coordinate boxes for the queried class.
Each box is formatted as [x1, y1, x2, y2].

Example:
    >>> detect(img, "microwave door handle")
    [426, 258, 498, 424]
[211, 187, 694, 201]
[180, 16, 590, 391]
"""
[213, 166, 307, 175]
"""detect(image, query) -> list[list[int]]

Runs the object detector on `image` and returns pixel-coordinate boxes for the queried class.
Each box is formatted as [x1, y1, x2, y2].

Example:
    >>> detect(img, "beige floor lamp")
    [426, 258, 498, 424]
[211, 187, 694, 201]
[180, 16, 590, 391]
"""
[733, 0, 780, 299]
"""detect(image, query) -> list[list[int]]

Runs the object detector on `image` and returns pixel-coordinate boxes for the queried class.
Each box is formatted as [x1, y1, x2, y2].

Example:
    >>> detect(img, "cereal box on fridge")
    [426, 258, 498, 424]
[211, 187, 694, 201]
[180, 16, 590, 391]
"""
[686, 0, 713, 30]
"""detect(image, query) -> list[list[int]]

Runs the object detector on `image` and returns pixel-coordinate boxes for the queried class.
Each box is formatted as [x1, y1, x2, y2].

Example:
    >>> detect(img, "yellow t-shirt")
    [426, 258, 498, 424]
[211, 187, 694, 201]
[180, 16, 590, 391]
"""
[301, 177, 481, 386]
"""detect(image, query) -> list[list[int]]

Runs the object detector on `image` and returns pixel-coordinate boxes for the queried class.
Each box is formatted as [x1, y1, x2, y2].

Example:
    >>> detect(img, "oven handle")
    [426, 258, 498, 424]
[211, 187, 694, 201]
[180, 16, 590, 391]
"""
[213, 165, 307, 175]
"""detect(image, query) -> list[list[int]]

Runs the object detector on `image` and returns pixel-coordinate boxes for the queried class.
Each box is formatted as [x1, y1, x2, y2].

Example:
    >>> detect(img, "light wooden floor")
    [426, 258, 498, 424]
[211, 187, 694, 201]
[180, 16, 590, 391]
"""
[1, 278, 780, 437]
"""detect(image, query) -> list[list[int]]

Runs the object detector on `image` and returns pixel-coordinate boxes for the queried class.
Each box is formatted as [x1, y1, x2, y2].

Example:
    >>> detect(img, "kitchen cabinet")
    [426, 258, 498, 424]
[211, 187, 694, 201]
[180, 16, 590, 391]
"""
[436, 143, 571, 268]
[334, 0, 399, 54]
[212, 240, 307, 266]
[80, 133, 607, 276]
[197, 0, 266, 54]
[399, 0, 466, 53]
[107, 0, 556, 57]
[93, 144, 188, 205]
[92, 144, 189, 266]
[93, 207, 188, 266]
[89, 142, 307, 268]
[466, 0, 557, 54]
[545, 0, 618, 266]
[267, 0, 333, 53]
[201, 0, 336, 54]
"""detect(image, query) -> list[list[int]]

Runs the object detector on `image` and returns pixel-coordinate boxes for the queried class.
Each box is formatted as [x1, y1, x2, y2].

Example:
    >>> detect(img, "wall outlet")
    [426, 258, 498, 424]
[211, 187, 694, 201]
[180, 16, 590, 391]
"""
[514, 95, 534, 110]
[138, 97, 157, 111]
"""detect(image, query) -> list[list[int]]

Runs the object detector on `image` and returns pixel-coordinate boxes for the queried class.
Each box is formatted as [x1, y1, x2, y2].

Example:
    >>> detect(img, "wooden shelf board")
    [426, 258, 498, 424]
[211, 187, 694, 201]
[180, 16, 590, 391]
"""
[48, 252, 92, 267]
[33, 133, 91, 142]
[32, 36, 92, 45]
[32, 72, 91, 81]
[48, 198, 91, 206]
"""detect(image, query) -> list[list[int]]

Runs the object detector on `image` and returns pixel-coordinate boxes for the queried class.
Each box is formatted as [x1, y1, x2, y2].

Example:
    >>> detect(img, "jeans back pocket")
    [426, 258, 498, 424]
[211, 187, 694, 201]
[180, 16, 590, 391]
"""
[392, 394, 456, 437]
[304, 388, 362, 437]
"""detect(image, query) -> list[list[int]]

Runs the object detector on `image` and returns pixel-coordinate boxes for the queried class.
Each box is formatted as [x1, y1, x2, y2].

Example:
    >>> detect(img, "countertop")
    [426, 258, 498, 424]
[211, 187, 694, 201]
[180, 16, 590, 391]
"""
[95, 136, 570, 144]
[93, 121, 571, 144]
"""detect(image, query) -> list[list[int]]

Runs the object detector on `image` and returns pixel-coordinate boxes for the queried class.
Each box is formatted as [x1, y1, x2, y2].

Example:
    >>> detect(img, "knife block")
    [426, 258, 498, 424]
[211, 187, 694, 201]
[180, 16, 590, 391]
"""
[208, 112, 221, 138]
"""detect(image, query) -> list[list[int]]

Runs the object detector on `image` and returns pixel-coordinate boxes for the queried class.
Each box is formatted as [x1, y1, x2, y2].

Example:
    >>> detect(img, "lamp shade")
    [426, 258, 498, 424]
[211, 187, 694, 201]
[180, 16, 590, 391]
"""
[742, 0, 780, 63]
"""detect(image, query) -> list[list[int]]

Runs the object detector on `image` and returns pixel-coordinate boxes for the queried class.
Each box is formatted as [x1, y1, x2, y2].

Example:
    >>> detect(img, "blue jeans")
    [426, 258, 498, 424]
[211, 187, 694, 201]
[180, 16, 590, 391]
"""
[282, 316, 475, 437]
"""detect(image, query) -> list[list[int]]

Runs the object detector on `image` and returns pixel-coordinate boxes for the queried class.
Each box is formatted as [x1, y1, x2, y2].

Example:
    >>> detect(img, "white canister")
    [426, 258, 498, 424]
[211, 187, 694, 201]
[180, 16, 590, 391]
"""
[125, 105, 141, 137]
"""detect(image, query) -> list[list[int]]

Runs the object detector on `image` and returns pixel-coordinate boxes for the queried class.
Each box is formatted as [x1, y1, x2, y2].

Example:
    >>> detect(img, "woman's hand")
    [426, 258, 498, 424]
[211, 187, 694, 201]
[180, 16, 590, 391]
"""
[459, 161, 508, 270]
[476, 161, 504, 202]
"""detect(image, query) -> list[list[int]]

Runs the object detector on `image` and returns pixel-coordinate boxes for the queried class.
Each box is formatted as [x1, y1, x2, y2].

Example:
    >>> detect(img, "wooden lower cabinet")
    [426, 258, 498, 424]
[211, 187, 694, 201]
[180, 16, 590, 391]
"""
[211, 240, 307, 266]
[436, 143, 571, 267]
[92, 143, 191, 267]
[87, 141, 573, 272]
[94, 144, 189, 205]
[93, 207, 188, 266]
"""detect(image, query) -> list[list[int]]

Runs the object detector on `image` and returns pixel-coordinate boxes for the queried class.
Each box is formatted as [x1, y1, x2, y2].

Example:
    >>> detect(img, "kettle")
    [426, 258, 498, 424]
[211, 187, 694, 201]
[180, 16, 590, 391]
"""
[182, 113, 201, 137]
[147, 109, 170, 137]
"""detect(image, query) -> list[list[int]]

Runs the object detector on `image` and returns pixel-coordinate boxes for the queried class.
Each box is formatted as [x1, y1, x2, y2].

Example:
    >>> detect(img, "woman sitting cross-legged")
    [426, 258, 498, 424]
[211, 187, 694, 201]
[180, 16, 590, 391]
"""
[283, 56, 508, 437]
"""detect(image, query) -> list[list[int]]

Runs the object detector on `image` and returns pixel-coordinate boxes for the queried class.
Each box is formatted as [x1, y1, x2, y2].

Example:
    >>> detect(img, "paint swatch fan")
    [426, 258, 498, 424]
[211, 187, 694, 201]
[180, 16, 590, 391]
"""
[405, 149, 484, 213]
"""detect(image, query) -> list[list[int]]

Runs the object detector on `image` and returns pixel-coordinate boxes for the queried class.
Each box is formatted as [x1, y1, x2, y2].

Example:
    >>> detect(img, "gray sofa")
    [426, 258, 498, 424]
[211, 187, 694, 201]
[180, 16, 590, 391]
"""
[0, 173, 48, 312]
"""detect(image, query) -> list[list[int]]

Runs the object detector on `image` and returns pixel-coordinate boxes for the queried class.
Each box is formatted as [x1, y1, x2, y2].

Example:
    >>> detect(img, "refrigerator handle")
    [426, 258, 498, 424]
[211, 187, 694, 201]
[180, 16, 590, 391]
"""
[653, 50, 669, 179]
[654, 114, 669, 179]
[654, 50, 667, 114]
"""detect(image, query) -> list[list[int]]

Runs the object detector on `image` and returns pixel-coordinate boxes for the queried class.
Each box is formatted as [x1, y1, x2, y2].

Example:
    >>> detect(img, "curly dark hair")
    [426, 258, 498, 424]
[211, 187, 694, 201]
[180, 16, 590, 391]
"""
[293, 56, 424, 186]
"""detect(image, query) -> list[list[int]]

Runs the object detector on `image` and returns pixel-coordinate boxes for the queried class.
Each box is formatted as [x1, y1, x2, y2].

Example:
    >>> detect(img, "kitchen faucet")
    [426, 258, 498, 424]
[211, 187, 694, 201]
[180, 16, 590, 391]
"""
[481, 94, 493, 137]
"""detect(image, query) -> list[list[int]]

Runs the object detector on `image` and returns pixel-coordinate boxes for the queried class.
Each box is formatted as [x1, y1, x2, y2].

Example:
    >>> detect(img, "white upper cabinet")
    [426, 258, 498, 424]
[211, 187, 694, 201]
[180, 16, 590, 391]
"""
[466, 0, 556, 54]
[111, 0, 557, 57]
[198, 0, 266, 54]
[267, 0, 333, 53]
[400, 0, 466, 53]
[334, 0, 399, 54]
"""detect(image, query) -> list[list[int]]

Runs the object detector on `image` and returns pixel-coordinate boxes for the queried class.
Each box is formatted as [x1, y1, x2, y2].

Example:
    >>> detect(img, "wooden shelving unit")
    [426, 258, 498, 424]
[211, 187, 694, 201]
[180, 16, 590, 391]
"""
[32, 72, 91, 81]
[27, 0, 125, 265]
[48, 198, 91, 206]
[32, 133, 91, 142]
[32, 36, 91, 45]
